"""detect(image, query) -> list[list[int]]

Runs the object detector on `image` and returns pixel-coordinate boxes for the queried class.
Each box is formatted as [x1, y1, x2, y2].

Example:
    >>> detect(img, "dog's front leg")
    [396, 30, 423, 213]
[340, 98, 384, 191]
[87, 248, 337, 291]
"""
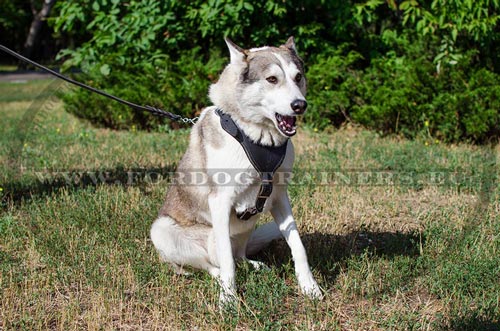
[271, 192, 322, 299]
[208, 194, 237, 305]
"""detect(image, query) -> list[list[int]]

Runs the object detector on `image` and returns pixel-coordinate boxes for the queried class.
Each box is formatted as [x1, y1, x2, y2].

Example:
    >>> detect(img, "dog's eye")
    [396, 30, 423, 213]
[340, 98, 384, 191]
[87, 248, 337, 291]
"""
[295, 73, 302, 83]
[266, 76, 278, 84]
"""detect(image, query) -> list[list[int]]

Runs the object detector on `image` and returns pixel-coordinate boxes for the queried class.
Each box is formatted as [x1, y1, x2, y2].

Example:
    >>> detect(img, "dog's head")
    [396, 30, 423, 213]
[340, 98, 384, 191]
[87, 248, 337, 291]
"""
[209, 37, 307, 145]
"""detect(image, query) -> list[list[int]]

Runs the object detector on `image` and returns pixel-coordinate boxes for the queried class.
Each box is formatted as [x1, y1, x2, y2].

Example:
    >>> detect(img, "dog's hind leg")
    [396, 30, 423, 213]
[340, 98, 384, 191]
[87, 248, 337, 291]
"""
[150, 216, 220, 276]
[169, 263, 191, 275]
[245, 222, 283, 256]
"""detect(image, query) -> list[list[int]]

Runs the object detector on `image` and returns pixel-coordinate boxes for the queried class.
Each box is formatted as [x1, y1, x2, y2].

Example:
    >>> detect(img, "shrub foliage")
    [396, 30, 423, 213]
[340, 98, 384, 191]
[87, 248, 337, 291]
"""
[51, 0, 500, 142]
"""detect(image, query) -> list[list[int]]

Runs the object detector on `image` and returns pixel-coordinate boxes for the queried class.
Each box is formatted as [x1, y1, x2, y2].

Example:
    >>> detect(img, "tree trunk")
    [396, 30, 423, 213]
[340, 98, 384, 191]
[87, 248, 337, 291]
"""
[22, 0, 57, 61]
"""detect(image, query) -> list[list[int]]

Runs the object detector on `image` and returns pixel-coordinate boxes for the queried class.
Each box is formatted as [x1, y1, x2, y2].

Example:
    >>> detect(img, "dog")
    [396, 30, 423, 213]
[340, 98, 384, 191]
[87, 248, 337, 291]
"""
[150, 37, 322, 304]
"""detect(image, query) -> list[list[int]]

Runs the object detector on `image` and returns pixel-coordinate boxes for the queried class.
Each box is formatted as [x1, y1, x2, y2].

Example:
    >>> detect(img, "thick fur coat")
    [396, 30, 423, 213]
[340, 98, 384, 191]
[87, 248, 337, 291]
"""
[150, 37, 322, 304]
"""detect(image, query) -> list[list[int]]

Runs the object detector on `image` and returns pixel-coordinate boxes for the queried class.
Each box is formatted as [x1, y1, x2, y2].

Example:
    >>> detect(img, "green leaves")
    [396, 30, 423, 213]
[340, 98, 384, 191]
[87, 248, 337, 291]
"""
[48, 0, 500, 143]
[92, 1, 100, 12]
[53, 0, 174, 72]
[51, 0, 346, 69]
[60, 48, 226, 130]
[306, 37, 500, 143]
[99, 64, 110, 76]
[355, 0, 500, 68]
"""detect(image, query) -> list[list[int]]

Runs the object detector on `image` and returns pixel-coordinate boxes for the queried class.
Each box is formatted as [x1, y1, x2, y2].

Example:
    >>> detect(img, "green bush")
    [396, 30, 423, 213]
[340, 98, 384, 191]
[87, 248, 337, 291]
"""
[305, 31, 500, 143]
[51, 0, 500, 142]
[305, 45, 364, 130]
[60, 48, 225, 130]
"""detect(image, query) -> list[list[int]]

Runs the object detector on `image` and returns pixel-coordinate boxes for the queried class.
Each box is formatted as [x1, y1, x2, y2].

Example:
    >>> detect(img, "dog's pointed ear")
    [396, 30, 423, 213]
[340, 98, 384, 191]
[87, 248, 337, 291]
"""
[283, 36, 297, 52]
[225, 38, 247, 64]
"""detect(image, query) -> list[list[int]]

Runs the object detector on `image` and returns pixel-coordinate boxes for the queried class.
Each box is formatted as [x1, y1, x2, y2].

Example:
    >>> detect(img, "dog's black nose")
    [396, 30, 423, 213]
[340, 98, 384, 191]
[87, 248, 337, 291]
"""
[291, 99, 307, 114]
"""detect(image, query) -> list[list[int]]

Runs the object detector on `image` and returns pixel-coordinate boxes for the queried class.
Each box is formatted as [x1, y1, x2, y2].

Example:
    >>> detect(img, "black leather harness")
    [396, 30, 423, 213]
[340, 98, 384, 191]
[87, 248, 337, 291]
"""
[215, 108, 288, 221]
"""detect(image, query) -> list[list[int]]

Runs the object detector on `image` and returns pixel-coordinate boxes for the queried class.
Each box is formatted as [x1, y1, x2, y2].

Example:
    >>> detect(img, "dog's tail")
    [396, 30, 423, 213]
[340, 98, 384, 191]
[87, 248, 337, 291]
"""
[246, 222, 283, 256]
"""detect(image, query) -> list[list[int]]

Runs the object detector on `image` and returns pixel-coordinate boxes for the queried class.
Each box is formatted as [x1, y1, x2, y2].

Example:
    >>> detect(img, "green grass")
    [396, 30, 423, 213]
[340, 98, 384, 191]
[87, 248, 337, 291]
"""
[1, 80, 499, 330]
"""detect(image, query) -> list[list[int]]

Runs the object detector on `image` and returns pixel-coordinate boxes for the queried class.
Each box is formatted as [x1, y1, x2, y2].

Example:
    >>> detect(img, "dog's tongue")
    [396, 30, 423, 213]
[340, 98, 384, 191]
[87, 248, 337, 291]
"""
[276, 113, 297, 136]
[282, 116, 295, 127]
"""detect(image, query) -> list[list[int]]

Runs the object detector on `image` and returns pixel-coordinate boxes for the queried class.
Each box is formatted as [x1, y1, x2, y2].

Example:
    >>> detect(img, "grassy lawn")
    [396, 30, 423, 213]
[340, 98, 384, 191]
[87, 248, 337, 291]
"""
[0, 80, 499, 330]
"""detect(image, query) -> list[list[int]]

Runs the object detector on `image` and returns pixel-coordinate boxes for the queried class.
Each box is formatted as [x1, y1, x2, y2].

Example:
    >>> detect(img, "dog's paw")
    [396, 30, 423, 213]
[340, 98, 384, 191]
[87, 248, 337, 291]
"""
[171, 263, 192, 276]
[219, 288, 238, 308]
[246, 259, 270, 271]
[298, 274, 323, 300]
[302, 282, 323, 300]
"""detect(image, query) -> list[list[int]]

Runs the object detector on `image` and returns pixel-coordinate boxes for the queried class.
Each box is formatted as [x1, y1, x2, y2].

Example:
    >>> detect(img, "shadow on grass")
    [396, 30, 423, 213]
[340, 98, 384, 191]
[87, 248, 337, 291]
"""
[256, 229, 423, 285]
[447, 316, 500, 331]
[1, 165, 176, 208]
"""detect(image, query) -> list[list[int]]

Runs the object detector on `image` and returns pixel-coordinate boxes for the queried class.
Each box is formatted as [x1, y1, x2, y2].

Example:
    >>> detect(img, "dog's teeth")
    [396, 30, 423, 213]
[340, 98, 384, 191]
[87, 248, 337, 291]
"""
[276, 113, 298, 136]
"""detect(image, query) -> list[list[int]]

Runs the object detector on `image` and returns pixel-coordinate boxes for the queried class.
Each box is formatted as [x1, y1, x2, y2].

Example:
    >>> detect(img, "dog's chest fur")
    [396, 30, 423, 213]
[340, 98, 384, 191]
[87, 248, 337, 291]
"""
[158, 106, 294, 230]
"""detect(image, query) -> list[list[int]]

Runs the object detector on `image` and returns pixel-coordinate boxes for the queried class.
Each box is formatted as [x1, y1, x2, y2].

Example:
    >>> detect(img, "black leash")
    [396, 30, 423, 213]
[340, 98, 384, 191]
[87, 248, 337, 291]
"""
[0, 44, 197, 124]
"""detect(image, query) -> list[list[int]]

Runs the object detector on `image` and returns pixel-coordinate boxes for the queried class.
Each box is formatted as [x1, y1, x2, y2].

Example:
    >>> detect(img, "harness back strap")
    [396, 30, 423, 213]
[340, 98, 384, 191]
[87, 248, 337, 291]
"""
[215, 109, 288, 220]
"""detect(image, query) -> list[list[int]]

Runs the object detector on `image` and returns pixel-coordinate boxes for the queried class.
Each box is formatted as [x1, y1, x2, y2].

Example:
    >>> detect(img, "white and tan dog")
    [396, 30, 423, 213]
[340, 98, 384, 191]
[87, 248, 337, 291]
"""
[150, 37, 322, 304]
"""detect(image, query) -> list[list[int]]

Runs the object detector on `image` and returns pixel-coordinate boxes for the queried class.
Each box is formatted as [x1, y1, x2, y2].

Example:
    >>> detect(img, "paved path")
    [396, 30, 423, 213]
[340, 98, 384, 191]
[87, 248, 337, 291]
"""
[0, 72, 54, 83]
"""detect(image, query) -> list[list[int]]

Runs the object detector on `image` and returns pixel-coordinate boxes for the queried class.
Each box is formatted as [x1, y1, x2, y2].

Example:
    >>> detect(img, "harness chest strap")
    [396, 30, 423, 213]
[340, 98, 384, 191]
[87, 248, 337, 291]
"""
[215, 108, 288, 221]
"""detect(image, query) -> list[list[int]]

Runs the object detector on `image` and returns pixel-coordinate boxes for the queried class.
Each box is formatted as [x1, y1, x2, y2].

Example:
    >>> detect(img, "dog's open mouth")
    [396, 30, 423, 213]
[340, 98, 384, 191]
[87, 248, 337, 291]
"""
[275, 113, 297, 137]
